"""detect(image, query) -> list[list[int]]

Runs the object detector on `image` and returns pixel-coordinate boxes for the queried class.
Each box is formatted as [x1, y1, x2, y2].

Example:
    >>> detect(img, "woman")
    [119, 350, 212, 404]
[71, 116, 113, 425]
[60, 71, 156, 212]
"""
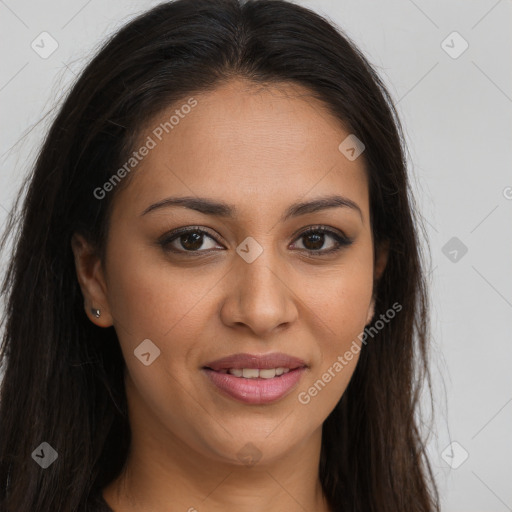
[0, 0, 439, 510]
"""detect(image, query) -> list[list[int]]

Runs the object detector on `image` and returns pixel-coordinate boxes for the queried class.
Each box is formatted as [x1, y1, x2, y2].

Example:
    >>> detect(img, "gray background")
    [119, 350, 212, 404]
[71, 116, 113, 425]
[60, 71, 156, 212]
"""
[1, 0, 511, 510]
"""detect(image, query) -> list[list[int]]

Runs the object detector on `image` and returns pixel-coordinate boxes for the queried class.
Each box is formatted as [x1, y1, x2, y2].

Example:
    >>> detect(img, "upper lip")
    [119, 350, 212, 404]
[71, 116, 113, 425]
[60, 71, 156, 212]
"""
[203, 352, 307, 371]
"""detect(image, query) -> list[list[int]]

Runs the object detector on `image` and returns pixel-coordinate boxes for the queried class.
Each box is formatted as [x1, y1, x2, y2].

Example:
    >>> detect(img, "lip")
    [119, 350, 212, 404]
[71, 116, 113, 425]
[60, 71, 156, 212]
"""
[203, 352, 307, 371]
[202, 367, 307, 405]
[202, 352, 308, 405]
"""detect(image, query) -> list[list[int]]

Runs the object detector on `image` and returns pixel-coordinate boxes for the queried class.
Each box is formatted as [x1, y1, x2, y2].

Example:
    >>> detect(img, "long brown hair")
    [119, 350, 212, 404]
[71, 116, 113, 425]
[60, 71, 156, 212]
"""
[0, 0, 439, 510]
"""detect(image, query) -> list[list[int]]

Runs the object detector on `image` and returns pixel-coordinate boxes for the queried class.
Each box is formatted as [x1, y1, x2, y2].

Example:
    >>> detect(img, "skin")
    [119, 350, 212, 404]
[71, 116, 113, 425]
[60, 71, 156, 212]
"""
[72, 78, 388, 512]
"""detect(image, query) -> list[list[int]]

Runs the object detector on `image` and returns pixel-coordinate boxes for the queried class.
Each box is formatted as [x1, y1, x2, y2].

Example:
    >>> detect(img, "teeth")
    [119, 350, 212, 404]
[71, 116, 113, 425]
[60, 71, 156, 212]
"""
[225, 367, 291, 378]
[242, 368, 259, 379]
[259, 368, 276, 379]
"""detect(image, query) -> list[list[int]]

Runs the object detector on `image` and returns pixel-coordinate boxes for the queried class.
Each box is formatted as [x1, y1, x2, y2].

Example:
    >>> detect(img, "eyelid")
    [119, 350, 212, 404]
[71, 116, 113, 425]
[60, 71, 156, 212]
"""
[158, 224, 353, 255]
[289, 224, 350, 242]
[157, 225, 223, 249]
[158, 225, 219, 242]
[289, 225, 353, 255]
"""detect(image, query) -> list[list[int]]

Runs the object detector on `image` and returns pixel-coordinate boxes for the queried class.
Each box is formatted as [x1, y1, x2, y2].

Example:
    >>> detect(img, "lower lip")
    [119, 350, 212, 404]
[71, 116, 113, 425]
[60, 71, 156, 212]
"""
[202, 367, 306, 405]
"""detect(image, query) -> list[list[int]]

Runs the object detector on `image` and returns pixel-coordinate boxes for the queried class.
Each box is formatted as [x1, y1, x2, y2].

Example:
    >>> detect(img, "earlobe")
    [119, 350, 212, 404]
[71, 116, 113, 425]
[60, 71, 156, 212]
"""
[366, 295, 375, 325]
[71, 233, 113, 327]
[374, 239, 390, 282]
[366, 240, 389, 326]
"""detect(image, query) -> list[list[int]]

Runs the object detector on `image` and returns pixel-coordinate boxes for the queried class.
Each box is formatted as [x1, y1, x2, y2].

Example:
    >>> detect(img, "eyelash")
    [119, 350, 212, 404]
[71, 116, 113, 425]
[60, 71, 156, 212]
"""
[158, 225, 353, 257]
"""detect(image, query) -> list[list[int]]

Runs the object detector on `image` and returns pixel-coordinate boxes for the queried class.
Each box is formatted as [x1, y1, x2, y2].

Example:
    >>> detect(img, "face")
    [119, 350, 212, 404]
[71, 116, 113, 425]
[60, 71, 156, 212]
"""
[73, 78, 387, 467]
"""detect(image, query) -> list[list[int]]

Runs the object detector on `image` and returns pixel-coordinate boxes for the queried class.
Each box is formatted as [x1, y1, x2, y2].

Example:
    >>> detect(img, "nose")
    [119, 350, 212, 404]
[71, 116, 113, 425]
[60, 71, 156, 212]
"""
[219, 248, 298, 338]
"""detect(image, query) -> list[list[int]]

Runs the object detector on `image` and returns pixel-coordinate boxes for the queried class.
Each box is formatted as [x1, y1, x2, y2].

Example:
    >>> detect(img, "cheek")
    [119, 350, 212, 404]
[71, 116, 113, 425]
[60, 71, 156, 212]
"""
[297, 272, 371, 417]
[297, 355, 359, 413]
[315, 275, 373, 328]
[105, 229, 374, 369]
[305, 255, 375, 342]
[300, 246, 373, 404]
[105, 238, 221, 339]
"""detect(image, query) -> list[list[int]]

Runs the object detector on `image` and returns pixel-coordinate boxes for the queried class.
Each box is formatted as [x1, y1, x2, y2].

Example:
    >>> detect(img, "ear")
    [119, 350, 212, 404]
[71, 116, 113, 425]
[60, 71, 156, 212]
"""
[366, 239, 390, 325]
[71, 233, 113, 327]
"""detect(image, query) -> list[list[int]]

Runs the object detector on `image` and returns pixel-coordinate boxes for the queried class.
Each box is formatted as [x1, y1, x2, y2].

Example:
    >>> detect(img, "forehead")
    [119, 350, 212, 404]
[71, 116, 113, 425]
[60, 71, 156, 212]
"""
[112, 79, 369, 222]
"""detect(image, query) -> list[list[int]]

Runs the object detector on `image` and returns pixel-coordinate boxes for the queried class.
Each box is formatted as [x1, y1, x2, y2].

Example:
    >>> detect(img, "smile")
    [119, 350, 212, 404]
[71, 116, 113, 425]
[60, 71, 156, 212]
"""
[202, 366, 306, 404]
[212, 367, 291, 378]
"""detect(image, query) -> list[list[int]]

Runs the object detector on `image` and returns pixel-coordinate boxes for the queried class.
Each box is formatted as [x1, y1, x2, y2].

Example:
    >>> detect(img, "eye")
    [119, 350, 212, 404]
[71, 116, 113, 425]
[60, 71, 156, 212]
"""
[291, 225, 353, 255]
[158, 226, 222, 254]
[158, 225, 353, 256]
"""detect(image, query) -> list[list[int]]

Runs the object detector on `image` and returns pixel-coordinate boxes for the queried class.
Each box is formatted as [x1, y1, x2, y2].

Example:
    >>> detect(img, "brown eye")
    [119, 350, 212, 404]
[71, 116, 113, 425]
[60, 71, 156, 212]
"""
[302, 231, 325, 251]
[158, 225, 353, 257]
[292, 226, 353, 255]
[179, 231, 206, 251]
[159, 227, 222, 254]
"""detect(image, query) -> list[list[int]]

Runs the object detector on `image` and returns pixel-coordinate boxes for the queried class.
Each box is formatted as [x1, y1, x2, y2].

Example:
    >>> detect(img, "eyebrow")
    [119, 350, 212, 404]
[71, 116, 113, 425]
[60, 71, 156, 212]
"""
[141, 194, 363, 222]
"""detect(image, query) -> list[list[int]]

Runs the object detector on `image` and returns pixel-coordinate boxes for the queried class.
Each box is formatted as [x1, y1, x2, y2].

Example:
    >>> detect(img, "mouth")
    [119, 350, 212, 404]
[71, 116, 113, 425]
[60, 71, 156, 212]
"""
[203, 352, 307, 372]
[202, 352, 308, 404]
[204, 367, 297, 378]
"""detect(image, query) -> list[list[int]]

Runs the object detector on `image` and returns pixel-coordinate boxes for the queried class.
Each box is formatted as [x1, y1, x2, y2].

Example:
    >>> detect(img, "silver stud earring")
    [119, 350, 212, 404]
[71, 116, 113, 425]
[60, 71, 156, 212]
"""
[91, 308, 101, 318]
